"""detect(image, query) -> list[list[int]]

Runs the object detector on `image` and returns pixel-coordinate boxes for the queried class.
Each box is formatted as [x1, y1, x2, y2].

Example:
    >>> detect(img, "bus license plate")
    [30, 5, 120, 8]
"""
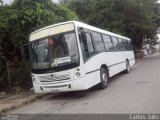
[52, 89, 59, 92]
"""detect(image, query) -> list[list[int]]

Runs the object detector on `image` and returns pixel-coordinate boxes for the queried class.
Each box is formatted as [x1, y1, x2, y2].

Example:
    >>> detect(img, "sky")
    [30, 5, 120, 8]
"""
[2, 0, 12, 4]
[2, 0, 58, 4]
[2, 0, 160, 4]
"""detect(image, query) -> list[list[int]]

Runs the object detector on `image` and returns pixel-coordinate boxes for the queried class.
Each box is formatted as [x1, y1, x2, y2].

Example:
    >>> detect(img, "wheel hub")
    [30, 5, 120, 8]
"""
[102, 74, 107, 82]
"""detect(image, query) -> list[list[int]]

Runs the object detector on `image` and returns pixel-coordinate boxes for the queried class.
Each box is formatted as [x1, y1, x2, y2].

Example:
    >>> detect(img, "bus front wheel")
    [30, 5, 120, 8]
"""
[98, 67, 109, 89]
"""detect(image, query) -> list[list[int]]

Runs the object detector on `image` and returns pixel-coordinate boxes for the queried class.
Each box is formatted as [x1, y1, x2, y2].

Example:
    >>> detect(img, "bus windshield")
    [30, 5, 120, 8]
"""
[31, 31, 79, 69]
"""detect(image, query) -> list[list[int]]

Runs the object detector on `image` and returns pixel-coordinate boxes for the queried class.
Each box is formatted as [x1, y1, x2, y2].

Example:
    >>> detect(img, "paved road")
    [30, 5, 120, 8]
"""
[11, 53, 160, 114]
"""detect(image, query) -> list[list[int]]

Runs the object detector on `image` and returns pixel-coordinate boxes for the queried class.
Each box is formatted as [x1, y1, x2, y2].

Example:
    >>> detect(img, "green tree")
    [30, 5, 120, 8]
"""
[64, 0, 160, 49]
[0, 0, 78, 90]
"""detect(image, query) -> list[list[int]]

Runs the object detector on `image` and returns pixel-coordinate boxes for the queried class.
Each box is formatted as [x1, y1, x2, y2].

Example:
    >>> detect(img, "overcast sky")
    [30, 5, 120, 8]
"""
[3, 0, 160, 4]
[2, 0, 58, 4]
[4, 0, 160, 4]
[2, 0, 12, 4]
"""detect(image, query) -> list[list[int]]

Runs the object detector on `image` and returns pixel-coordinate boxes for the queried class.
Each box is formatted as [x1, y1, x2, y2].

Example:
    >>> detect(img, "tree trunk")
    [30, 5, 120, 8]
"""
[6, 61, 11, 89]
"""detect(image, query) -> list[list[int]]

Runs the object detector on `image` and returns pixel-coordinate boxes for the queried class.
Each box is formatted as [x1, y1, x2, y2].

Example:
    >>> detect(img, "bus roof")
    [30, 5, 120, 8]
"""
[30, 21, 131, 41]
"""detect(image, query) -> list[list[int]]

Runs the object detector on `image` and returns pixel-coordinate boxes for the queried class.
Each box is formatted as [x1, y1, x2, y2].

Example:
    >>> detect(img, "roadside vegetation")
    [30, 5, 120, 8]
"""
[0, 0, 160, 92]
[0, 0, 78, 91]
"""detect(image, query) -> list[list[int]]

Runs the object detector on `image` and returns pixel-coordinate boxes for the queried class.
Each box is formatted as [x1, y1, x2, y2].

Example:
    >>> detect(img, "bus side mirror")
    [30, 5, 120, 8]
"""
[20, 44, 29, 61]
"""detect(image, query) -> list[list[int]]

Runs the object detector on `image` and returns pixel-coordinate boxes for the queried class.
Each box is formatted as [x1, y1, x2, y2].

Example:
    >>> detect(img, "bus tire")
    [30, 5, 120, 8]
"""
[98, 67, 109, 89]
[124, 60, 130, 73]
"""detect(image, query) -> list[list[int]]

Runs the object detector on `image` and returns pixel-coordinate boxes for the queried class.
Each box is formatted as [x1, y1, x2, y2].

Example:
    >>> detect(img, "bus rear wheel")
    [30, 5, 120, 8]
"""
[124, 60, 130, 73]
[98, 67, 109, 89]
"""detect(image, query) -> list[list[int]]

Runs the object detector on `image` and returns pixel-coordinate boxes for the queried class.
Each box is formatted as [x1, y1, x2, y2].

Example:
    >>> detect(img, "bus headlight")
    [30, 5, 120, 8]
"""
[32, 78, 36, 82]
[74, 68, 81, 78]
[76, 68, 80, 71]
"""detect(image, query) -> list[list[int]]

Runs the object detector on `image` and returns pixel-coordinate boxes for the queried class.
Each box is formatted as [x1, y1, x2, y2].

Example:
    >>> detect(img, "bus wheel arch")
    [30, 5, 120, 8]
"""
[101, 64, 109, 76]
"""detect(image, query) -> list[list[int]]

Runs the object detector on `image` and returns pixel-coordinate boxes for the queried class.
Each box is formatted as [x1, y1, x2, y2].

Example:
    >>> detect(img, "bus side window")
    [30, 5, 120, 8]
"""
[102, 35, 113, 51]
[129, 41, 133, 50]
[123, 39, 129, 51]
[91, 32, 105, 52]
[126, 40, 130, 51]
[86, 33, 94, 53]
[118, 38, 123, 51]
[111, 37, 119, 51]
[80, 32, 94, 61]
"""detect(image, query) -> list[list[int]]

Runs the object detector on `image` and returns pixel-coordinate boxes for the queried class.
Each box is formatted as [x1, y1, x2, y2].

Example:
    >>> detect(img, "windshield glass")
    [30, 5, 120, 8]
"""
[31, 31, 79, 69]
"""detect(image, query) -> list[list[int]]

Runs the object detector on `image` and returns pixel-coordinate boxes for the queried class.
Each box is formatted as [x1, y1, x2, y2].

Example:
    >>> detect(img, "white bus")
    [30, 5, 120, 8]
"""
[29, 21, 135, 93]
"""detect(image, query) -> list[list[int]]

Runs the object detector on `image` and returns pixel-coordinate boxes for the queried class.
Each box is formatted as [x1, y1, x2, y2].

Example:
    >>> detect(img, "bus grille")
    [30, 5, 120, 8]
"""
[39, 74, 71, 82]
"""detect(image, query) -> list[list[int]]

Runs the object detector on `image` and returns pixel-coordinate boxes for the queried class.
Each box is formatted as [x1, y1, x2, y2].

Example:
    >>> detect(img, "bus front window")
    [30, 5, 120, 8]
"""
[31, 32, 78, 69]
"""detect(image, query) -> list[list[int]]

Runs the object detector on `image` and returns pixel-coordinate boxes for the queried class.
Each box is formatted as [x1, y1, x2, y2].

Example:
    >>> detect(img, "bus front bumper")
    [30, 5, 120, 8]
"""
[33, 77, 87, 93]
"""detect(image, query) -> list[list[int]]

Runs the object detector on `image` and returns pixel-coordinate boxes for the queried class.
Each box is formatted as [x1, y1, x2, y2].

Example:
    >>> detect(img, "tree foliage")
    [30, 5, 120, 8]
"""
[0, 0, 78, 90]
[0, 0, 78, 60]
[63, 0, 160, 49]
